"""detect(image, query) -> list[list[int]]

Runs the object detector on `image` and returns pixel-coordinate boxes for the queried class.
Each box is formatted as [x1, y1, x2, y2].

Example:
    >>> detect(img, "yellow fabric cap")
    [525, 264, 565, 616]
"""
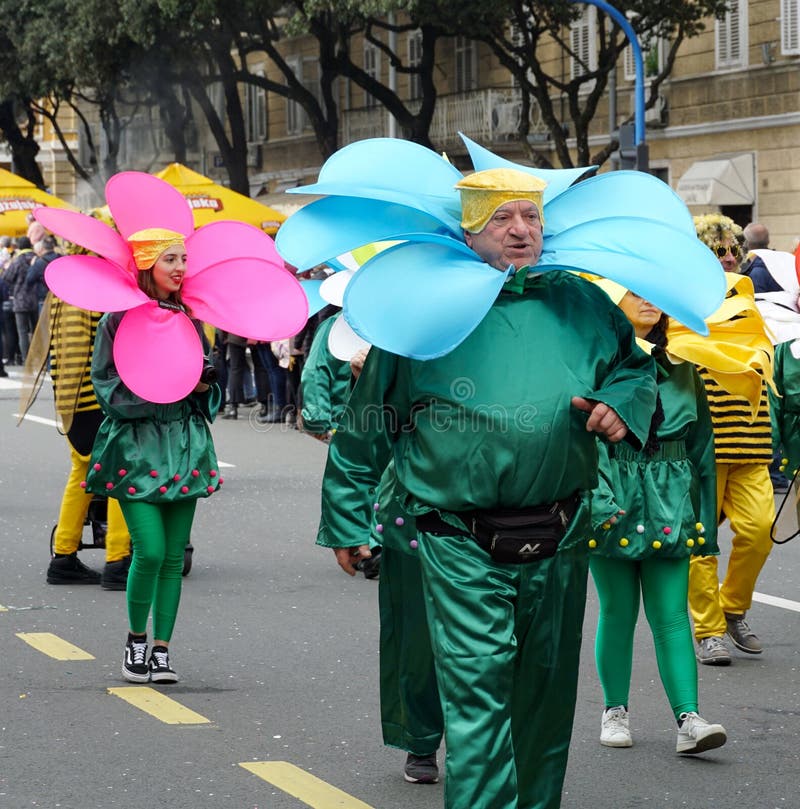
[128, 228, 186, 270]
[456, 168, 546, 233]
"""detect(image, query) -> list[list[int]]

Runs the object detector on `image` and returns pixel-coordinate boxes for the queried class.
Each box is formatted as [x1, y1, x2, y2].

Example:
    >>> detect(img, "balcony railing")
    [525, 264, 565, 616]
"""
[340, 88, 549, 148]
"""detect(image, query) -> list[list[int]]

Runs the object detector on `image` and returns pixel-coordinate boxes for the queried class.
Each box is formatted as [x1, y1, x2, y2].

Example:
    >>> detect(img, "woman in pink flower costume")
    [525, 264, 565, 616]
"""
[34, 172, 307, 684]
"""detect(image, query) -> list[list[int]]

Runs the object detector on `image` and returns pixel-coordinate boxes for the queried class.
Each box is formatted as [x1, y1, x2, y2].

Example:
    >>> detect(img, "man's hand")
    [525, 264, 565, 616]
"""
[571, 397, 628, 443]
[333, 545, 372, 576]
[350, 348, 370, 380]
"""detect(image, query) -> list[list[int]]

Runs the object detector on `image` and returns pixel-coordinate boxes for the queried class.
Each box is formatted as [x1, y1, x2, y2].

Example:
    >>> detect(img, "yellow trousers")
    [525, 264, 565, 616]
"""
[689, 462, 773, 639]
[53, 446, 131, 562]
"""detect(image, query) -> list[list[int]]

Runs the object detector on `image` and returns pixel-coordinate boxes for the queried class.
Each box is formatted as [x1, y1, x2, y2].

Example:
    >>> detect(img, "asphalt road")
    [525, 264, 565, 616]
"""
[1, 369, 799, 809]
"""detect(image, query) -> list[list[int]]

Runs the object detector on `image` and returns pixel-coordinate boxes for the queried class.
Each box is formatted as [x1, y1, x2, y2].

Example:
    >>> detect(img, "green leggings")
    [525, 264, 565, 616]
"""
[119, 500, 196, 642]
[590, 555, 698, 721]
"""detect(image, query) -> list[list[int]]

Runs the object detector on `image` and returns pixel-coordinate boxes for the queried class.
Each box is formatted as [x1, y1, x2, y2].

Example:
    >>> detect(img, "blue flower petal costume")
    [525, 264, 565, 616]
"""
[276, 136, 725, 357]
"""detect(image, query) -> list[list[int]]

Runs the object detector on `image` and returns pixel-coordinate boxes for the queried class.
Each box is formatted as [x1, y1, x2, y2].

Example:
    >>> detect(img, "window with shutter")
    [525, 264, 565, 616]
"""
[716, 0, 747, 69]
[509, 16, 536, 87]
[364, 43, 380, 108]
[570, 6, 597, 79]
[286, 57, 303, 136]
[246, 67, 267, 143]
[408, 29, 423, 100]
[455, 36, 477, 92]
[781, 0, 800, 54]
[624, 34, 666, 82]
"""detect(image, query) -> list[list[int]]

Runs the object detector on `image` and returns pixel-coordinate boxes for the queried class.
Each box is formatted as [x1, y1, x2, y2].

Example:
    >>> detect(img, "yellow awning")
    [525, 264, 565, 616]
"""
[154, 163, 286, 235]
[0, 168, 77, 237]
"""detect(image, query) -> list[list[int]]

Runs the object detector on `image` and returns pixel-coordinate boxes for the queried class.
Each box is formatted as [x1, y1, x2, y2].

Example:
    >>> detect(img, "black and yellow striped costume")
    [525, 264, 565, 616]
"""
[48, 297, 130, 562]
[687, 290, 774, 643]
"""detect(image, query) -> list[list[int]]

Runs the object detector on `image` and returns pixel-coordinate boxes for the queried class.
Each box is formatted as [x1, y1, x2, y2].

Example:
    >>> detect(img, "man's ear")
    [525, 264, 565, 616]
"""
[464, 231, 473, 248]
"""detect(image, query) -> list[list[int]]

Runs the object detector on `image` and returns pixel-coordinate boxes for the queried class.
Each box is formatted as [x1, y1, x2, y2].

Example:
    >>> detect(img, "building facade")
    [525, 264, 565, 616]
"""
[5, 1, 799, 247]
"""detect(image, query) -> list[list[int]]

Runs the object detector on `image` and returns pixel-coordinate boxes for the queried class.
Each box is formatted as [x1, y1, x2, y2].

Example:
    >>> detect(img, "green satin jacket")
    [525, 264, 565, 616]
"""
[317, 272, 658, 552]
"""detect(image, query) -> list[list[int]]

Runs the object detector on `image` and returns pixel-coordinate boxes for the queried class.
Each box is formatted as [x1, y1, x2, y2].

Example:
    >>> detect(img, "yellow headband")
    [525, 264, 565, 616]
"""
[456, 168, 547, 233]
[128, 228, 186, 270]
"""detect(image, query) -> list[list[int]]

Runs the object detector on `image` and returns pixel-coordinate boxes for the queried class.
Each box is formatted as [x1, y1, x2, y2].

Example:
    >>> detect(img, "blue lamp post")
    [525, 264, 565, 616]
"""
[570, 0, 649, 171]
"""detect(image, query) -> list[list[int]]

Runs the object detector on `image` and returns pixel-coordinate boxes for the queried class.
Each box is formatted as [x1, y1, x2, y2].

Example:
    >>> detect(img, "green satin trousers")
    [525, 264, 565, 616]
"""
[417, 533, 589, 809]
[379, 546, 443, 755]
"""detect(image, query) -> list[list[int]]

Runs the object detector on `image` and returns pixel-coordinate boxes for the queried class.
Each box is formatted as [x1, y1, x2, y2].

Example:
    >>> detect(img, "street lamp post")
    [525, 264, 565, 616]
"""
[570, 0, 649, 172]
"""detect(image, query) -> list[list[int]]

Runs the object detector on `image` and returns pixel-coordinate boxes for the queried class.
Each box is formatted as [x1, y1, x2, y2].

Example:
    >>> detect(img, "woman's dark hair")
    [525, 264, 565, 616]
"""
[644, 313, 669, 352]
[641, 312, 669, 455]
[137, 268, 191, 316]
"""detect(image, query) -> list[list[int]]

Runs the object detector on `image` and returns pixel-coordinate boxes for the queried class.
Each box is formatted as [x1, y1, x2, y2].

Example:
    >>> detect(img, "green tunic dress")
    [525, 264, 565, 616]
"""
[299, 315, 353, 435]
[85, 311, 222, 502]
[770, 339, 800, 472]
[591, 356, 720, 560]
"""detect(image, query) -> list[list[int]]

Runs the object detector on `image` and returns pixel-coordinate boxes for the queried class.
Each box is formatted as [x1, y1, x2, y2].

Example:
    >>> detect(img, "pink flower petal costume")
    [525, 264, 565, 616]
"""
[33, 172, 308, 504]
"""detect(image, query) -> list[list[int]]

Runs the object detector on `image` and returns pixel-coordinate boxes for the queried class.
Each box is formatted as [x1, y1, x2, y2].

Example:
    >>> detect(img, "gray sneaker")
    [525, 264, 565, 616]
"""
[725, 612, 763, 654]
[696, 635, 731, 666]
[403, 753, 439, 784]
[676, 712, 727, 754]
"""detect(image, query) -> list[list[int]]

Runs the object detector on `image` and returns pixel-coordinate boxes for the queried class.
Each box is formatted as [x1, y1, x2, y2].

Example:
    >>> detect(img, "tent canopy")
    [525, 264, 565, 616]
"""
[676, 153, 755, 207]
[155, 163, 286, 234]
[0, 168, 77, 238]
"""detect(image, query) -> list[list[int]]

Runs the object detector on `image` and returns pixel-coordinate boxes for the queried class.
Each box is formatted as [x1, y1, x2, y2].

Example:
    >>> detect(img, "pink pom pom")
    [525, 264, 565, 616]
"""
[79, 481, 87, 489]
[375, 524, 384, 533]
[409, 539, 419, 549]
[209, 470, 217, 477]
[159, 486, 168, 494]
[118, 469, 127, 477]
[173, 474, 181, 481]
[663, 526, 672, 535]
[150, 470, 158, 478]
[192, 469, 199, 478]
[93, 463, 102, 471]
[207, 485, 214, 493]
[181, 485, 189, 494]
[127, 486, 136, 494]
[105, 482, 113, 490]
[395, 517, 405, 526]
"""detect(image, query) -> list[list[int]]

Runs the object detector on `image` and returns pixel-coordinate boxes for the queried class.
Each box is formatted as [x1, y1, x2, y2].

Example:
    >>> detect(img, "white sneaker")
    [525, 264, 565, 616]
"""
[676, 712, 727, 754]
[600, 706, 633, 747]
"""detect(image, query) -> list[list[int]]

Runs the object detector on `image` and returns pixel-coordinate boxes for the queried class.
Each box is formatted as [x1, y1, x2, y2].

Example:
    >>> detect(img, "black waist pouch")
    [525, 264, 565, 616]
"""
[416, 493, 580, 564]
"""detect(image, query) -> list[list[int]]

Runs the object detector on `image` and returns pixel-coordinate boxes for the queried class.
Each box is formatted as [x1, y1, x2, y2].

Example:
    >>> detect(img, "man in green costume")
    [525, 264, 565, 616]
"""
[317, 168, 658, 809]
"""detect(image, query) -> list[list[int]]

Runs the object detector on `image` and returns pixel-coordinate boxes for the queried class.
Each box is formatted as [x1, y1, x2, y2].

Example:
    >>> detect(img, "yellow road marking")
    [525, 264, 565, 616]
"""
[16, 632, 94, 660]
[107, 686, 210, 725]
[240, 761, 375, 809]
[0, 604, 7, 612]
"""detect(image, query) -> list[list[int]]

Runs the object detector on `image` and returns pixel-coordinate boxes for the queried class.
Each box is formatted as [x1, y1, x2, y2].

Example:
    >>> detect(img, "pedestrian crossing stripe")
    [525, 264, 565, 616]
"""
[240, 761, 375, 809]
[107, 686, 210, 724]
[16, 632, 95, 660]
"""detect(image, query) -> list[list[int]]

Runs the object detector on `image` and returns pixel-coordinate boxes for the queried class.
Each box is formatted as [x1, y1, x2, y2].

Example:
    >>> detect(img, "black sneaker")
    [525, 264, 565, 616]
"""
[403, 753, 439, 784]
[46, 552, 101, 585]
[101, 556, 131, 591]
[148, 646, 178, 683]
[122, 636, 150, 683]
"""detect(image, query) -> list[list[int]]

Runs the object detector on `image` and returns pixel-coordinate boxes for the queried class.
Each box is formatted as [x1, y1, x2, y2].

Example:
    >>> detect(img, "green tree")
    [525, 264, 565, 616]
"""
[454, 0, 732, 168]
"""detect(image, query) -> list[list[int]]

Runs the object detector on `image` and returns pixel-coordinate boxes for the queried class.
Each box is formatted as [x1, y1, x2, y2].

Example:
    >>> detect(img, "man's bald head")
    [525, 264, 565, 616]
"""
[743, 223, 769, 250]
